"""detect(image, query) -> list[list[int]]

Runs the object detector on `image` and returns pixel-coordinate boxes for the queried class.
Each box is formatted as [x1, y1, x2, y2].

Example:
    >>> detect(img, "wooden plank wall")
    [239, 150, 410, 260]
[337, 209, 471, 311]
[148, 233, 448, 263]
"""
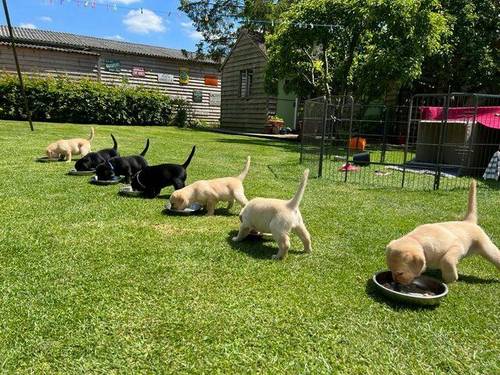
[0, 44, 98, 79]
[220, 33, 271, 132]
[0, 45, 221, 123]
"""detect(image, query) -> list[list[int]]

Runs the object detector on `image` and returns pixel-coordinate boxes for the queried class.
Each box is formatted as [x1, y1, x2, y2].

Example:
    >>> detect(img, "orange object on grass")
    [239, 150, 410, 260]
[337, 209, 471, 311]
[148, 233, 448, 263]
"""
[348, 137, 367, 151]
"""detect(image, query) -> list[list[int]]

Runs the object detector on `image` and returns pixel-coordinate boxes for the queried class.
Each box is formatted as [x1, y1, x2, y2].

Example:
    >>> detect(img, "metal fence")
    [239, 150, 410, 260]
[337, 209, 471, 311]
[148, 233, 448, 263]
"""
[300, 93, 500, 190]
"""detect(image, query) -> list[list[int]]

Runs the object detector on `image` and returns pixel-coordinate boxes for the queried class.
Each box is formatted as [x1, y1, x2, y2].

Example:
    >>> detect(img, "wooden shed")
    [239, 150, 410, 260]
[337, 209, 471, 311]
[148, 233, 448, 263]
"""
[220, 29, 297, 133]
[0, 26, 221, 123]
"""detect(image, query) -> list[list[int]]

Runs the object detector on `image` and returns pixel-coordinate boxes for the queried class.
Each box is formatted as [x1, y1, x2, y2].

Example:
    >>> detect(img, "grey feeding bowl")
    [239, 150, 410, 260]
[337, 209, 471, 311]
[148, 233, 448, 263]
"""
[163, 201, 203, 216]
[372, 270, 448, 306]
[119, 185, 143, 197]
[68, 168, 95, 176]
[89, 175, 123, 185]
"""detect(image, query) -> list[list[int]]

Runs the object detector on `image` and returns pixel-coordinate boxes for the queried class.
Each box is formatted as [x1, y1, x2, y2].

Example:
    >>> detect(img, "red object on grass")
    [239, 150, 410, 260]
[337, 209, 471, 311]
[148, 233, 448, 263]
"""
[419, 106, 500, 130]
[338, 163, 360, 172]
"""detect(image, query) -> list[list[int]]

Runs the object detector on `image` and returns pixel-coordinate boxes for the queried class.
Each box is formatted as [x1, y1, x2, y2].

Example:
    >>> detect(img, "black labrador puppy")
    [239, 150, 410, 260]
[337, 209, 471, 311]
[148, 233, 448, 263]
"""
[131, 145, 196, 198]
[74, 134, 119, 171]
[95, 139, 150, 183]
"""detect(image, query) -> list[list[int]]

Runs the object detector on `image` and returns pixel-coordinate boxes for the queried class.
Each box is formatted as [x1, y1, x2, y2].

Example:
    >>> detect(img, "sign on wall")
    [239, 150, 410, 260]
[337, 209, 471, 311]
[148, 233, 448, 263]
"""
[157, 73, 174, 83]
[132, 66, 146, 77]
[192, 90, 203, 103]
[179, 68, 189, 85]
[209, 92, 221, 106]
[104, 59, 121, 72]
[204, 74, 218, 86]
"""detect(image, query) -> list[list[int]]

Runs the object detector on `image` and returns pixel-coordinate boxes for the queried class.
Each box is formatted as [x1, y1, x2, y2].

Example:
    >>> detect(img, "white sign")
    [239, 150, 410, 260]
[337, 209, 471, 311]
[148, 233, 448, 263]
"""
[210, 92, 221, 106]
[158, 73, 174, 83]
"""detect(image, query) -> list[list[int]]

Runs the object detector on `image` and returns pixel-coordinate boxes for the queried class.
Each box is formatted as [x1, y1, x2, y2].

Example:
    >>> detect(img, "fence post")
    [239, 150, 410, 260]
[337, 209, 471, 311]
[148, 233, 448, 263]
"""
[345, 97, 354, 183]
[381, 106, 389, 163]
[318, 96, 328, 178]
[434, 93, 450, 190]
[402, 98, 414, 188]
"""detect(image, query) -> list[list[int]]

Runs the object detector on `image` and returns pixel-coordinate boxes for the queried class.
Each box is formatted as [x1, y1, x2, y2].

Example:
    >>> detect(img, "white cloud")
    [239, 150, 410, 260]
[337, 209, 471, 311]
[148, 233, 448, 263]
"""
[180, 21, 203, 41]
[123, 9, 166, 34]
[39, 16, 52, 22]
[105, 34, 125, 41]
[19, 23, 37, 29]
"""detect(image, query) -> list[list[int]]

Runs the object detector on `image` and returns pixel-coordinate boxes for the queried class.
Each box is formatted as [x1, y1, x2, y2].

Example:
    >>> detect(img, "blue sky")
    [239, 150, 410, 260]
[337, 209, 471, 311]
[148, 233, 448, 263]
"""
[5, 0, 203, 51]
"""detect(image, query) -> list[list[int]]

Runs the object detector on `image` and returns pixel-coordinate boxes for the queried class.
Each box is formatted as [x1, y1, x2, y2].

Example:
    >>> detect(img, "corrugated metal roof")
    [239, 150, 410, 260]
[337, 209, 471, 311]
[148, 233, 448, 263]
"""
[0, 41, 100, 55]
[0, 26, 218, 65]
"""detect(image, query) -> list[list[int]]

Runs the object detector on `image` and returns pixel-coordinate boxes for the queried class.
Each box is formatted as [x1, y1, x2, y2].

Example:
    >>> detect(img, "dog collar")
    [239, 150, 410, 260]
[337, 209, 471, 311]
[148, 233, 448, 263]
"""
[107, 161, 115, 171]
[134, 170, 146, 190]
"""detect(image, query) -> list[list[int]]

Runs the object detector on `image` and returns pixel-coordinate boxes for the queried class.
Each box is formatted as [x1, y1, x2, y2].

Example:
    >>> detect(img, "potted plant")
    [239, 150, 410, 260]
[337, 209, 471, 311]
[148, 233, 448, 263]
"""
[265, 115, 285, 134]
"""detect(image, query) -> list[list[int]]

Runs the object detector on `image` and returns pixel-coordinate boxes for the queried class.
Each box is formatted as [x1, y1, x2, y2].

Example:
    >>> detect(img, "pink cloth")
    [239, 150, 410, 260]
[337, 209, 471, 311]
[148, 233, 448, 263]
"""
[419, 106, 500, 130]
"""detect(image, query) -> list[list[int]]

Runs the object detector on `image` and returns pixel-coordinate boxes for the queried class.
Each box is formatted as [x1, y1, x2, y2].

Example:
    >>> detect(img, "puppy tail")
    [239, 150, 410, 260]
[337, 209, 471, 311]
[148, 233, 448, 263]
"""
[464, 179, 477, 224]
[287, 169, 310, 210]
[111, 134, 118, 150]
[140, 138, 150, 156]
[237, 156, 251, 181]
[88, 127, 95, 142]
[182, 145, 196, 168]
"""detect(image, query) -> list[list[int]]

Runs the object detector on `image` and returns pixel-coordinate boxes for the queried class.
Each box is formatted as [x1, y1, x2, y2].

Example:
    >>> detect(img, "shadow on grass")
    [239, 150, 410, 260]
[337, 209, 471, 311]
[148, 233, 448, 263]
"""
[226, 230, 305, 260]
[416, 269, 497, 285]
[215, 138, 300, 153]
[364, 279, 439, 311]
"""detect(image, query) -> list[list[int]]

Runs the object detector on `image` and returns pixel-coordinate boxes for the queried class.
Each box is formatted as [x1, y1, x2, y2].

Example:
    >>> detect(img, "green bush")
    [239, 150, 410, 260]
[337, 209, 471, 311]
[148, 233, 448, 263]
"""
[0, 74, 189, 125]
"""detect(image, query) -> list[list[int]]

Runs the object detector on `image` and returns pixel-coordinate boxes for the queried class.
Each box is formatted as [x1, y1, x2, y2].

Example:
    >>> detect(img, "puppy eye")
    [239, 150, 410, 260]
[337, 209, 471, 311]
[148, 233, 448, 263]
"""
[396, 271, 404, 276]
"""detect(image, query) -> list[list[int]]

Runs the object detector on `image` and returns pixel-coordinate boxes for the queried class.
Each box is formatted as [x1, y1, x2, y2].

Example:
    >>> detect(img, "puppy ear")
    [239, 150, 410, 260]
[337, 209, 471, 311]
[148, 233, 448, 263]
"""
[412, 253, 425, 273]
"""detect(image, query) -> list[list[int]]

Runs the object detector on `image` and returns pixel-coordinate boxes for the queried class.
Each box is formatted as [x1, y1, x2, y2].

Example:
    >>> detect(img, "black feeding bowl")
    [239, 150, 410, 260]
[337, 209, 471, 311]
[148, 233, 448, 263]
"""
[372, 270, 448, 306]
[119, 185, 143, 197]
[68, 168, 95, 176]
[89, 175, 123, 185]
[36, 156, 63, 163]
[163, 201, 203, 216]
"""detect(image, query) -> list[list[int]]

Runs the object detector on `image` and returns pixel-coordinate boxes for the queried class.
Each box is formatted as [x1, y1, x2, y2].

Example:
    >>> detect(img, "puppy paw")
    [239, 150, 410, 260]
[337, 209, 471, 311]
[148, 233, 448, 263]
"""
[232, 236, 240, 242]
[272, 254, 283, 260]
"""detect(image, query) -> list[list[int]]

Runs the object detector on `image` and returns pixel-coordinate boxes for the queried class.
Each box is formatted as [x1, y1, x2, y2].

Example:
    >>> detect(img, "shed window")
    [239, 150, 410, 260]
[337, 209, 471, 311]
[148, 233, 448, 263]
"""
[240, 69, 253, 97]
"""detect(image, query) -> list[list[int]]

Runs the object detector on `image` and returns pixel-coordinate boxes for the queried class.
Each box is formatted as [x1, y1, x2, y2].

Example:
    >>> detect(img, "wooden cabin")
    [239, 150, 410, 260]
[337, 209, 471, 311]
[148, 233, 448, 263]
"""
[220, 29, 297, 133]
[0, 26, 221, 123]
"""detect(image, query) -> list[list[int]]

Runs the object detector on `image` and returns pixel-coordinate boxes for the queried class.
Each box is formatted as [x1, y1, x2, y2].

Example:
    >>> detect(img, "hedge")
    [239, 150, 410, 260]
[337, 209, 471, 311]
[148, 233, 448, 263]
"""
[0, 74, 188, 125]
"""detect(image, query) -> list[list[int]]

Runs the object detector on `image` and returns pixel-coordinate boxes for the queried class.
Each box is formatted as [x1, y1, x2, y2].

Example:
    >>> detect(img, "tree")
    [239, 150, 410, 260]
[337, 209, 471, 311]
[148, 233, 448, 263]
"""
[179, 0, 298, 61]
[417, 0, 499, 93]
[264, 0, 448, 101]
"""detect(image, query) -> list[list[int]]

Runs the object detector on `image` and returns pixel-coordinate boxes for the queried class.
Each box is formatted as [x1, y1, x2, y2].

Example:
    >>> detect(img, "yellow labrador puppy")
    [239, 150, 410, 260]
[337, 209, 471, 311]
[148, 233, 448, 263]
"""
[386, 180, 499, 284]
[45, 127, 94, 162]
[233, 169, 312, 260]
[169, 156, 250, 215]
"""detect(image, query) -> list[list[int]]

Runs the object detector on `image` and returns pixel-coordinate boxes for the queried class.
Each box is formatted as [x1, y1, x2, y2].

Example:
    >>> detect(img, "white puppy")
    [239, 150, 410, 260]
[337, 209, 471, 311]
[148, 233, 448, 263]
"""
[233, 169, 312, 260]
[45, 127, 94, 162]
[386, 180, 500, 284]
[169, 156, 250, 216]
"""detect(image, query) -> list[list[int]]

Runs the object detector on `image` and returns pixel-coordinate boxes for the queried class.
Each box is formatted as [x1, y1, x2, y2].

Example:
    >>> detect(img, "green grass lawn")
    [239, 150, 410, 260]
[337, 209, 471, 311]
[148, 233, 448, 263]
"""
[1, 120, 499, 374]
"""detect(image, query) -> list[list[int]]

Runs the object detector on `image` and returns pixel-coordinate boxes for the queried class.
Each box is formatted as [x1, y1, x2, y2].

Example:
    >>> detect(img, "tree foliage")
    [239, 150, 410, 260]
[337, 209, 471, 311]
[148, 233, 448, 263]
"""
[265, 0, 448, 100]
[418, 0, 499, 93]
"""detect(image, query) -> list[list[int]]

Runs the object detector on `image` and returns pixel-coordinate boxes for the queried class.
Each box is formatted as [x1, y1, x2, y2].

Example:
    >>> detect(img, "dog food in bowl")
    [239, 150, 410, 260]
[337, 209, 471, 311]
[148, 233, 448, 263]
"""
[372, 270, 448, 306]
[163, 201, 203, 216]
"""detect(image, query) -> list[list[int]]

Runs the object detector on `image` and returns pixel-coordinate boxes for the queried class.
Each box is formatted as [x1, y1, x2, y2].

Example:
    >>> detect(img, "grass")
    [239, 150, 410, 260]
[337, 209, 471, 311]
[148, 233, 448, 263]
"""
[0, 120, 499, 374]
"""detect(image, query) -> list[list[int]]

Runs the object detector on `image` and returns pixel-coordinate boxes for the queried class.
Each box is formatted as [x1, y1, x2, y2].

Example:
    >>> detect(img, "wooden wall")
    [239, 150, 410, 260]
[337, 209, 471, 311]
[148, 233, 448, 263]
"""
[220, 33, 271, 132]
[0, 44, 221, 123]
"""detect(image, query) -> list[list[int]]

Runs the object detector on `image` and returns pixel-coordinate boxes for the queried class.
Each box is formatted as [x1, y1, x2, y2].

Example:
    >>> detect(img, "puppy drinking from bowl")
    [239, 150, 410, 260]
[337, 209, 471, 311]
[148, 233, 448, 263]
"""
[232, 169, 312, 260]
[74, 134, 119, 171]
[386, 180, 500, 284]
[96, 139, 149, 183]
[169, 156, 250, 215]
[45, 127, 94, 162]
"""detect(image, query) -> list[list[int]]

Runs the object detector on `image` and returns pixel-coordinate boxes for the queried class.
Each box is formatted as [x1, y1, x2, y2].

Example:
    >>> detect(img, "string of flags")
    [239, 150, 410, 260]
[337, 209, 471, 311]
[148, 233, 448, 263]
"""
[45, 0, 341, 31]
